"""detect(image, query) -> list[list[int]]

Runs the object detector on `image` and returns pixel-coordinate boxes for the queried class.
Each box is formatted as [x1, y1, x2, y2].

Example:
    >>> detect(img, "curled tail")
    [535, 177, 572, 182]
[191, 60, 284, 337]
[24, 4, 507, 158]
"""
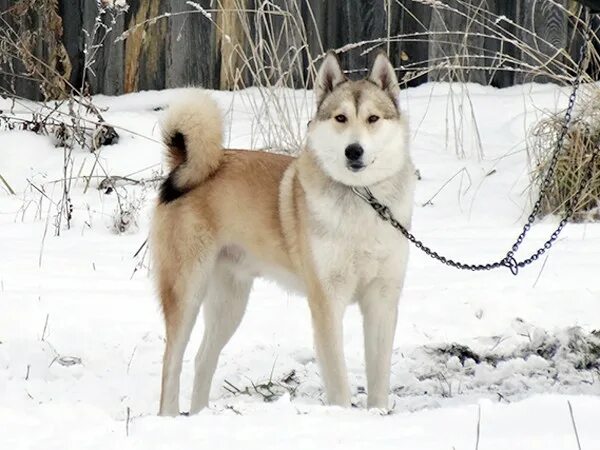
[159, 91, 223, 203]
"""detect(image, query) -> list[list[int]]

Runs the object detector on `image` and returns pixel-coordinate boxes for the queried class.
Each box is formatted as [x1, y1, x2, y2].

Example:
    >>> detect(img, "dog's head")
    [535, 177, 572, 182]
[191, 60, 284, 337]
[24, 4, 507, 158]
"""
[307, 51, 409, 187]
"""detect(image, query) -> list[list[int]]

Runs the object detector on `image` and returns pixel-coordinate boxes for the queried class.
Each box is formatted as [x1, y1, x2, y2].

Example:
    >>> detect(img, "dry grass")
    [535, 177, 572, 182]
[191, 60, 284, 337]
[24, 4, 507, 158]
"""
[5, 1, 599, 156]
[3, 0, 599, 225]
[174, 0, 599, 158]
[529, 89, 600, 222]
[205, 0, 318, 153]
[0, 1, 130, 236]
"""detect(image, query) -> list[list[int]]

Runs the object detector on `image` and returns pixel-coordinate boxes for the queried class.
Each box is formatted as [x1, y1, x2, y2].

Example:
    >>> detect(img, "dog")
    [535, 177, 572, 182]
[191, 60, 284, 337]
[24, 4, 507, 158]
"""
[151, 51, 415, 416]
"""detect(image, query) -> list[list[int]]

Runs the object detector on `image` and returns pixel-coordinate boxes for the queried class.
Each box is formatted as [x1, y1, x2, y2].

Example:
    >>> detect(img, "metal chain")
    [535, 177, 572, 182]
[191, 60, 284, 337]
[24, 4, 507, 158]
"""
[352, 18, 597, 276]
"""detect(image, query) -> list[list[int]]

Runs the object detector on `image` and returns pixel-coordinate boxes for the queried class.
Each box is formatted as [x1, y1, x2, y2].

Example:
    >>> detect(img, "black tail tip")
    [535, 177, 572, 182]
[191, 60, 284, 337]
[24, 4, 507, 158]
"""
[159, 171, 185, 204]
[169, 131, 186, 151]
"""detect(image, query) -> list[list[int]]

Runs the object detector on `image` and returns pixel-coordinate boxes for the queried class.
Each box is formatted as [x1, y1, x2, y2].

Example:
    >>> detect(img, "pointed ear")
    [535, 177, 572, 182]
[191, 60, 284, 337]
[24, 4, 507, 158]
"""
[368, 52, 400, 101]
[315, 51, 346, 106]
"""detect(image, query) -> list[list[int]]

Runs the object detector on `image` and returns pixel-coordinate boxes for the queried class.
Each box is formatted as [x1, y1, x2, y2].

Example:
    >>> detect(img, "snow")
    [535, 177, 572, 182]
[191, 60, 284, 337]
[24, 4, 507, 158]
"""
[1, 82, 599, 449]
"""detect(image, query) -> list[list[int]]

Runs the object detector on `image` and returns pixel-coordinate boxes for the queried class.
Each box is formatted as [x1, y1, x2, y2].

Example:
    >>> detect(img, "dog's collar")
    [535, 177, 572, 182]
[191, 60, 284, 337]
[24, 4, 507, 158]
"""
[351, 186, 374, 203]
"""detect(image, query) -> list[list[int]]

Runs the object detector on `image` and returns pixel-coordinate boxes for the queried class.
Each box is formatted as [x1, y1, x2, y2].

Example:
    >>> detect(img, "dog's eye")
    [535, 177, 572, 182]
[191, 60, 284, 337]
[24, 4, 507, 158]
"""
[334, 114, 347, 123]
[367, 115, 380, 123]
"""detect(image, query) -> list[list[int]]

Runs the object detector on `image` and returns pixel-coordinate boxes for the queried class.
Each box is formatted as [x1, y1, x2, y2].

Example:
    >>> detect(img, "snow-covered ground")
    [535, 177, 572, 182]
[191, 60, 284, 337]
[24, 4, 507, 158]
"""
[1, 83, 599, 449]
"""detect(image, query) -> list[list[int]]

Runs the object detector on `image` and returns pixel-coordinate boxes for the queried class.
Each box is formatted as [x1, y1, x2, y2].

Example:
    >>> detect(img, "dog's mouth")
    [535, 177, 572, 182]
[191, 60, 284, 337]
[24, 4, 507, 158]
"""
[347, 161, 366, 172]
[347, 158, 377, 172]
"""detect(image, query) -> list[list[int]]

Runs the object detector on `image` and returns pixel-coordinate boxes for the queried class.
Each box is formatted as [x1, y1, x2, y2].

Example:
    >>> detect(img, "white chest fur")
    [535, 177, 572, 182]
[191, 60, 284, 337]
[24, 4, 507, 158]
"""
[303, 176, 414, 303]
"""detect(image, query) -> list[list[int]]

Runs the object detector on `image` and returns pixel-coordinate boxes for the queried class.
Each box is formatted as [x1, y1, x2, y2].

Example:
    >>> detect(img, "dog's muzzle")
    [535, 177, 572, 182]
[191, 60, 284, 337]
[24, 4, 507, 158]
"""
[345, 143, 365, 171]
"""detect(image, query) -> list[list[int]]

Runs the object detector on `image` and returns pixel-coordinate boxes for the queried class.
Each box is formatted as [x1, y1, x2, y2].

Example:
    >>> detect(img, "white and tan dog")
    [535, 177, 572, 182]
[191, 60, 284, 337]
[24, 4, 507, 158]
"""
[151, 51, 415, 416]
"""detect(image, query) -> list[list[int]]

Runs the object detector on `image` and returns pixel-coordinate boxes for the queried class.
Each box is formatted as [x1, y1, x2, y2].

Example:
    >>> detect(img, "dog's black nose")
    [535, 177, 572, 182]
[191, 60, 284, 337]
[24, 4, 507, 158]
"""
[345, 143, 364, 161]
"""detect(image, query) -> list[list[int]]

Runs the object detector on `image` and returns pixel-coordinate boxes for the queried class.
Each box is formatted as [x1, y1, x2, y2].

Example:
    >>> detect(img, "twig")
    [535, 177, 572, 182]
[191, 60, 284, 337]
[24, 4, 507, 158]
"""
[496, 392, 510, 403]
[568, 401, 582, 450]
[38, 187, 54, 268]
[99, 175, 164, 188]
[532, 253, 551, 288]
[38, 175, 163, 187]
[281, 370, 296, 384]
[125, 406, 131, 437]
[131, 235, 150, 279]
[223, 386, 237, 395]
[224, 404, 242, 415]
[475, 404, 481, 450]
[133, 239, 148, 259]
[0, 90, 156, 144]
[224, 379, 242, 393]
[268, 356, 278, 384]
[421, 168, 469, 207]
[0, 173, 15, 195]
[27, 179, 57, 206]
[126, 346, 137, 375]
[41, 313, 49, 341]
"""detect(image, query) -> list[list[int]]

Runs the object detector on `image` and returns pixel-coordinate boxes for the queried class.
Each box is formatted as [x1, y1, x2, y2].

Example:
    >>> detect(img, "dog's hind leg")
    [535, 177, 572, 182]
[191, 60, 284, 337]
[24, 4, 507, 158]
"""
[189, 266, 253, 414]
[158, 257, 214, 417]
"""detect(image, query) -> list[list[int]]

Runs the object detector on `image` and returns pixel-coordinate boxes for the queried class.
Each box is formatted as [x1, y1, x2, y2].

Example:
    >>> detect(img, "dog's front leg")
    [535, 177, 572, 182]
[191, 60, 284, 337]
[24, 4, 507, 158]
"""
[307, 288, 351, 407]
[359, 281, 402, 409]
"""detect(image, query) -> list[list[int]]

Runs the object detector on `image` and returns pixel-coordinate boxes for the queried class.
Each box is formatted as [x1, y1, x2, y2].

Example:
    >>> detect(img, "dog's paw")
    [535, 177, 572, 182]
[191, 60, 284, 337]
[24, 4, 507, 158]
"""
[368, 406, 394, 416]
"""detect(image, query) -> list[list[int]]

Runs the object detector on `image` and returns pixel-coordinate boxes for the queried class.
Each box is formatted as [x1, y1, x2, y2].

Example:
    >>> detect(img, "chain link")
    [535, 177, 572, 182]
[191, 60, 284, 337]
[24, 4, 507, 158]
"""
[352, 17, 597, 276]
